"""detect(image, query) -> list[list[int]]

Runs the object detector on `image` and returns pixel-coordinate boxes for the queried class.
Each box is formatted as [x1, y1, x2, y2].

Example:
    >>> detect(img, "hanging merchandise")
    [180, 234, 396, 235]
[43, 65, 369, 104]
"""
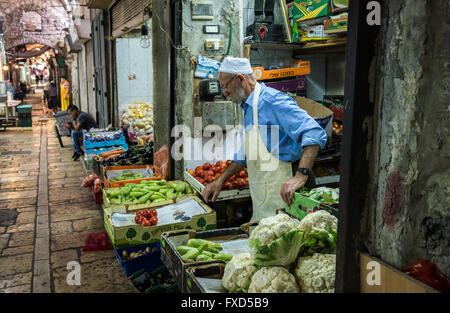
[246, 0, 284, 42]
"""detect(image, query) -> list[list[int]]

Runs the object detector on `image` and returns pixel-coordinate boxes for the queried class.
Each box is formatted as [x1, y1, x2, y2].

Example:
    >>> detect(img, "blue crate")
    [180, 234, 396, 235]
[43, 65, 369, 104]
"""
[84, 134, 126, 149]
[85, 143, 128, 155]
[114, 242, 164, 278]
[84, 139, 106, 149]
[104, 136, 127, 148]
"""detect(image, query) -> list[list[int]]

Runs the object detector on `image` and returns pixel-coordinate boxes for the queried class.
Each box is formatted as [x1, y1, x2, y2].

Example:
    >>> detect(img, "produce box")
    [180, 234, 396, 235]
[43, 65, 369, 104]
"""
[104, 196, 217, 248]
[184, 171, 250, 202]
[127, 266, 178, 293]
[160, 227, 250, 292]
[185, 263, 227, 293]
[330, 0, 348, 15]
[293, 0, 330, 22]
[103, 165, 163, 188]
[102, 180, 196, 211]
[323, 94, 344, 121]
[324, 14, 348, 34]
[299, 24, 339, 42]
[114, 242, 164, 278]
[284, 193, 338, 221]
[265, 76, 307, 93]
[294, 96, 333, 143]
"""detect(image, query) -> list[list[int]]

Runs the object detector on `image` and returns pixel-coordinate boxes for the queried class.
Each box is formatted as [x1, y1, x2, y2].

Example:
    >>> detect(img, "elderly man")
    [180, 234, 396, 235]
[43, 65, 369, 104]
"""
[202, 57, 327, 221]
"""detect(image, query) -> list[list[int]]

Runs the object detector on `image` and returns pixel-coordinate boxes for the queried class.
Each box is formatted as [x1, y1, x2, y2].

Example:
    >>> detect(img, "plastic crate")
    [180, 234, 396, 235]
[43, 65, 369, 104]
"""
[128, 266, 178, 293]
[114, 242, 164, 278]
[84, 135, 127, 149]
[85, 143, 128, 155]
[16, 105, 32, 114]
[18, 117, 32, 127]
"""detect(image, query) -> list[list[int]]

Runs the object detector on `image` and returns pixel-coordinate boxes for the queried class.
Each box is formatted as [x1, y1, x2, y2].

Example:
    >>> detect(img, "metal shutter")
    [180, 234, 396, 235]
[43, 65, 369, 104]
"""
[111, 0, 152, 34]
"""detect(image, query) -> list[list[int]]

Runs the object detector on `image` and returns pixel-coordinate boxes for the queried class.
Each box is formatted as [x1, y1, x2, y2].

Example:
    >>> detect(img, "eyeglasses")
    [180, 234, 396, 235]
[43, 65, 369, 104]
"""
[220, 75, 236, 90]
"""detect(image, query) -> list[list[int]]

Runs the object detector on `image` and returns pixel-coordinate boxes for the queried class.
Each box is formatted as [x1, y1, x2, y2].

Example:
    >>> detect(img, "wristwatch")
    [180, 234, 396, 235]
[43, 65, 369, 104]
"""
[297, 168, 311, 177]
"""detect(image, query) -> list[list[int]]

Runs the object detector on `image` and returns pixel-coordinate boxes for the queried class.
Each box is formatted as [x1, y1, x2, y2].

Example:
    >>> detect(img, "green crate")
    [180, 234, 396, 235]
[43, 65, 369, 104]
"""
[18, 117, 32, 127]
[16, 105, 33, 114]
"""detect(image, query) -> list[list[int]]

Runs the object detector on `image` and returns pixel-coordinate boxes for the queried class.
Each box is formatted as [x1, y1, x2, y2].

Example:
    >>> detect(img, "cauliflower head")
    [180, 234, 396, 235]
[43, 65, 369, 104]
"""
[295, 253, 336, 293]
[248, 267, 299, 293]
[222, 253, 258, 293]
[249, 213, 298, 256]
[298, 210, 337, 234]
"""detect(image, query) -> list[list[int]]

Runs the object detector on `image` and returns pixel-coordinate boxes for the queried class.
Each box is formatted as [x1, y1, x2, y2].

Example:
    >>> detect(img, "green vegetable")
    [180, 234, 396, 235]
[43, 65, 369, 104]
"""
[182, 249, 200, 261]
[196, 254, 212, 262]
[185, 186, 193, 194]
[212, 254, 233, 261]
[150, 194, 164, 201]
[298, 227, 337, 257]
[176, 245, 199, 255]
[129, 191, 146, 198]
[172, 182, 186, 193]
[187, 239, 222, 251]
[138, 193, 153, 204]
[252, 229, 304, 268]
[107, 189, 121, 198]
[145, 185, 163, 191]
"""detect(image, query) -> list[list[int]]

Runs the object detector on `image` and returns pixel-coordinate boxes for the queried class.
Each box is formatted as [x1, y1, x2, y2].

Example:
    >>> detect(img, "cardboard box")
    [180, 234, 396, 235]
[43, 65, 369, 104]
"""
[104, 195, 217, 248]
[287, 2, 295, 28]
[103, 165, 163, 188]
[186, 263, 227, 293]
[323, 94, 344, 121]
[294, 96, 334, 142]
[299, 24, 340, 42]
[324, 14, 348, 34]
[160, 227, 250, 292]
[293, 0, 330, 22]
[330, 0, 348, 15]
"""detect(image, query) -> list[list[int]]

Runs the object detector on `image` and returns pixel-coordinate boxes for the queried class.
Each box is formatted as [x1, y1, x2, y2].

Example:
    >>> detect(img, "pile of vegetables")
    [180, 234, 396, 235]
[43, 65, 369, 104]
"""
[81, 174, 102, 193]
[105, 180, 194, 205]
[120, 102, 153, 134]
[134, 209, 158, 226]
[188, 160, 249, 190]
[176, 239, 233, 262]
[100, 148, 124, 160]
[101, 143, 153, 167]
[121, 246, 159, 260]
[112, 172, 145, 182]
[221, 211, 338, 293]
[299, 187, 339, 205]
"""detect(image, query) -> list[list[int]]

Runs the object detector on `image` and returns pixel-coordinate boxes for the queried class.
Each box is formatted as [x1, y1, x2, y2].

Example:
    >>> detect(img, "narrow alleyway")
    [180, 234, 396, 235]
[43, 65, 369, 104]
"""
[0, 89, 133, 293]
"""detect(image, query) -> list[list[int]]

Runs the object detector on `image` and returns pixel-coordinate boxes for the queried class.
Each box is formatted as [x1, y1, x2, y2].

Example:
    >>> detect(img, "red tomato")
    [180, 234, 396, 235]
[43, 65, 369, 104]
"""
[235, 178, 246, 189]
[222, 182, 232, 190]
[199, 171, 206, 179]
[142, 219, 151, 227]
[205, 170, 214, 177]
[238, 170, 248, 178]
[150, 209, 157, 217]
[207, 176, 215, 183]
[135, 216, 141, 224]
[226, 160, 232, 166]
[203, 182, 208, 186]
[214, 173, 221, 178]
[227, 177, 234, 183]
[195, 166, 204, 176]
[202, 163, 212, 170]
[215, 161, 222, 167]
[150, 216, 158, 226]
[197, 177, 205, 184]
[219, 161, 227, 169]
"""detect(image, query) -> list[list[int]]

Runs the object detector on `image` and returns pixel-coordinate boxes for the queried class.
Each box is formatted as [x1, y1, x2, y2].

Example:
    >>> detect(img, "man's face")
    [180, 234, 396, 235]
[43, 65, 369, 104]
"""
[68, 109, 78, 119]
[219, 72, 247, 105]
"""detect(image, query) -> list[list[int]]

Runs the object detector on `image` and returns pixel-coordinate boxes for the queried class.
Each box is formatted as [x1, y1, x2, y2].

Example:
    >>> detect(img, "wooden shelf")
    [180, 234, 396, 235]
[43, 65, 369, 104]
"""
[246, 37, 347, 55]
[246, 40, 307, 51]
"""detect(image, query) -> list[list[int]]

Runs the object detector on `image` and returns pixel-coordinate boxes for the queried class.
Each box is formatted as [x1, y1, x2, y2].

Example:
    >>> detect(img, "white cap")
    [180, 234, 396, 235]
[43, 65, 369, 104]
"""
[219, 57, 253, 75]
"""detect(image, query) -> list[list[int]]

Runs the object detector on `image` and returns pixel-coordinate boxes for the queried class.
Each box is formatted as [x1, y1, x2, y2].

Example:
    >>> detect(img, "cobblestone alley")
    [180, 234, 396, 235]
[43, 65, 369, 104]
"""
[0, 90, 133, 293]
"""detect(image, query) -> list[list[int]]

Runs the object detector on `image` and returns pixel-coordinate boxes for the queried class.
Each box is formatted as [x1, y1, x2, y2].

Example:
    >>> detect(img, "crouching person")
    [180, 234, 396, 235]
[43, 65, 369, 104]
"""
[65, 105, 97, 161]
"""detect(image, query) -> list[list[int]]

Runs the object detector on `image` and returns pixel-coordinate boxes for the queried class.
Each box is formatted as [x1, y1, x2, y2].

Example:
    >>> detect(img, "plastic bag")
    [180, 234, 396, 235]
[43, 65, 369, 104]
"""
[154, 144, 169, 180]
[403, 259, 450, 293]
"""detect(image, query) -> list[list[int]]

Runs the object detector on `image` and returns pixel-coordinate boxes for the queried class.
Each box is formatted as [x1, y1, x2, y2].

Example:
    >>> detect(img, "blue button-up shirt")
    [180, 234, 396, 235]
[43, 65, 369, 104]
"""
[233, 83, 327, 167]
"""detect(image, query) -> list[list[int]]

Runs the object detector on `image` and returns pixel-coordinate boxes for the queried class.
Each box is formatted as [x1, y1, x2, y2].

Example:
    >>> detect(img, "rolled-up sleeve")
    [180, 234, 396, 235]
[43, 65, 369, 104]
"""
[232, 128, 247, 166]
[269, 93, 327, 150]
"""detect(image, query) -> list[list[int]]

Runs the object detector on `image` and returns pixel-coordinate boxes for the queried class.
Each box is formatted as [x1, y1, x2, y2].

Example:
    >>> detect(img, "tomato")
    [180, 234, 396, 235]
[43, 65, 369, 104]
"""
[231, 181, 239, 189]
[219, 161, 227, 168]
[142, 219, 151, 227]
[214, 173, 221, 178]
[203, 182, 208, 186]
[135, 216, 141, 224]
[202, 163, 212, 170]
[205, 170, 214, 177]
[150, 216, 158, 226]
[226, 177, 234, 183]
[238, 170, 248, 178]
[235, 178, 246, 189]
[208, 176, 216, 183]
[215, 161, 222, 167]
[222, 182, 232, 190]
[188, 170, 195, 176]
[197, 177, 205, 184]
[150, 209, 157, 217]
[226, 160, 232, 166]
[195, 166, 204, 176]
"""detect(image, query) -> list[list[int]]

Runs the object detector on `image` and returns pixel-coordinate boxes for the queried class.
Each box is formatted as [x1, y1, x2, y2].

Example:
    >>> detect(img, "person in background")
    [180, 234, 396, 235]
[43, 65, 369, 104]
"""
[60, 77, 70, 111]
[47, 82, 58, 116]
[65, 105, 97, 161]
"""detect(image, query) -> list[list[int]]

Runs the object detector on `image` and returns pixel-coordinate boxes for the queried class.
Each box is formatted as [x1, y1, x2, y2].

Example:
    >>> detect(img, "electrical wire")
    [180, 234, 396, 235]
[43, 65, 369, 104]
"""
[226, 18, 232, 56]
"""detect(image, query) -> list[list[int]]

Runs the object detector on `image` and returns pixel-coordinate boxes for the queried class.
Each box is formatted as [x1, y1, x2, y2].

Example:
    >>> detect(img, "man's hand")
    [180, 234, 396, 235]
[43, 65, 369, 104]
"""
[202, 179, 223, 203]
[280, 173, 308, 207]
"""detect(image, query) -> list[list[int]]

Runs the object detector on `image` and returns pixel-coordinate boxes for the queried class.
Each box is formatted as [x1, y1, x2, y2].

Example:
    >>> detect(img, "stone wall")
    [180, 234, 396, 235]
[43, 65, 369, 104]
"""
[365, 0, 450, 276]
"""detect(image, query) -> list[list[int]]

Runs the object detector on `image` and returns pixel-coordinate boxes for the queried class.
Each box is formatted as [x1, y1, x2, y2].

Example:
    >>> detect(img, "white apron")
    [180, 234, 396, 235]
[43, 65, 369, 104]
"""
[244, 83, 293, 222]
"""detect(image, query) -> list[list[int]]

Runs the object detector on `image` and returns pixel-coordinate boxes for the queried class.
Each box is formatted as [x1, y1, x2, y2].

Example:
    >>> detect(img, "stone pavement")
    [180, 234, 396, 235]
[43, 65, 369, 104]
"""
[0, 90, 133, 293]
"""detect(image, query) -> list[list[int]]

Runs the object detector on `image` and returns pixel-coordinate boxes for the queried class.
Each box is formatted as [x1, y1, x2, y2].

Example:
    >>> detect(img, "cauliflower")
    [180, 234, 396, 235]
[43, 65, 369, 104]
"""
[248, 267, 299, 293]
[249, 213, 298, 256]
[295, 253, 336, 293]
[298, 210, 337, 234]
[222, 253, 258, 293]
